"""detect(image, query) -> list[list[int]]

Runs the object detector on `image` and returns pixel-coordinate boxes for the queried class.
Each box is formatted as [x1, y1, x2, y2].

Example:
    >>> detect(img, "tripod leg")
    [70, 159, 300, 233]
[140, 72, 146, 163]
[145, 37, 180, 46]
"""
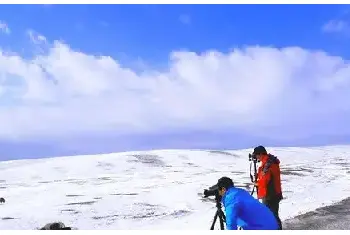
[210, 211, 219, 230]
[250, 185, 255, 195]
[219, 214, 225, 230]
[217, 209, 226, 230]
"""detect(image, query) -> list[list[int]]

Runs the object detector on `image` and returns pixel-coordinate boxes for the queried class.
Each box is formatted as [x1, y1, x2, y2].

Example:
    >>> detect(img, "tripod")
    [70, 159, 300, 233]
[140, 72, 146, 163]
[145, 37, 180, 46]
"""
[249, 156, 259, 196]
[210, 194, 226, 230]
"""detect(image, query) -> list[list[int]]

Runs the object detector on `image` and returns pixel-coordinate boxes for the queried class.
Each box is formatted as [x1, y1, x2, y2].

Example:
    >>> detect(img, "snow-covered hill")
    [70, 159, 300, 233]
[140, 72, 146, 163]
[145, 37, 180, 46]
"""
[1, 145, 350, 229]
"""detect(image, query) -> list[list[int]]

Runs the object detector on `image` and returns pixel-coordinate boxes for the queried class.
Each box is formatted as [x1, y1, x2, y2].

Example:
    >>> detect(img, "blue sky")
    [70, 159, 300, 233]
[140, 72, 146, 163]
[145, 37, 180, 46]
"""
[1, 5, 350, 63]
[1, 4, 350, 160]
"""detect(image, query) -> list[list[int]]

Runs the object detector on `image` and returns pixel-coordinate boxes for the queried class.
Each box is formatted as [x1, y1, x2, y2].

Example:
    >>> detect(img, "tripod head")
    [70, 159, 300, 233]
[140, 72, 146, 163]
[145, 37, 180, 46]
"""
[209, 193, 226, 230]
[214, 192, 222, 209]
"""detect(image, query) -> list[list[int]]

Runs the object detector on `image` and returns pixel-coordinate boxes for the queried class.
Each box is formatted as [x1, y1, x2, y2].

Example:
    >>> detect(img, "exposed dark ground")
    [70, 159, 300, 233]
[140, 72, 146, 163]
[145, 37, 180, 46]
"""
[284, 197, 350, 230]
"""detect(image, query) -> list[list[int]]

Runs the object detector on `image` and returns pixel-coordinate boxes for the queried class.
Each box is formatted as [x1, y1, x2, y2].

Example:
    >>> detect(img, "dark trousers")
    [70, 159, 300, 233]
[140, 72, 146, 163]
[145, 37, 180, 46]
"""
[263, 199, 282, 230]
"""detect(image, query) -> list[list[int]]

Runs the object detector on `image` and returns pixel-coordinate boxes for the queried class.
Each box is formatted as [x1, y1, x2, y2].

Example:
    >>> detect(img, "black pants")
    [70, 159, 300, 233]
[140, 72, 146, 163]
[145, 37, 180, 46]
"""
[263, 199, 282, 230]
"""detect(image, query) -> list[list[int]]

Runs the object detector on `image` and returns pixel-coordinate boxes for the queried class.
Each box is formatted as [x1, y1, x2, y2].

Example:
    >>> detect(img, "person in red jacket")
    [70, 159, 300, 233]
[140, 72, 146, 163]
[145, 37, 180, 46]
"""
[253, 145, 283, 230]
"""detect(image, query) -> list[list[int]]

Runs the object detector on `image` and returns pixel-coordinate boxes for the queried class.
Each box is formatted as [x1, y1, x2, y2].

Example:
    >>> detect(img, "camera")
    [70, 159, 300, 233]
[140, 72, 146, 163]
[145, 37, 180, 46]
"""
[203, 183, 222, 201]
[203, 184, 218, 197]
[248, 153, 258, 163]
[203, 181, 227, 230]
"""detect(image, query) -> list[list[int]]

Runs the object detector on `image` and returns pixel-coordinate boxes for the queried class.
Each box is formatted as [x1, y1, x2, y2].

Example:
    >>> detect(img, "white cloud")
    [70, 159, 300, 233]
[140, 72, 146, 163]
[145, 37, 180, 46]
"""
[322, 19, 350, 34]
[1, 37, 350, 142]
[0, 20, 10, 35]
[26, 29, 47, 44]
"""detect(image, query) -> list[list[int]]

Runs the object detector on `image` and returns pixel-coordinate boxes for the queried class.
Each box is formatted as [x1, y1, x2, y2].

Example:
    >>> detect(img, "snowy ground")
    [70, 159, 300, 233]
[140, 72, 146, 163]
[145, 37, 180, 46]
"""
[0, 145, 350, 230]
[283, 197, 350, 230]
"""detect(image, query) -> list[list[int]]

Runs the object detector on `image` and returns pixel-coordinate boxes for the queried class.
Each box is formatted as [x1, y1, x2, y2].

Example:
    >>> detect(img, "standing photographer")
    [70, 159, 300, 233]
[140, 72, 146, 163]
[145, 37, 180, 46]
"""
[216, 176, 278, 230]
[252, 145, 283, 230]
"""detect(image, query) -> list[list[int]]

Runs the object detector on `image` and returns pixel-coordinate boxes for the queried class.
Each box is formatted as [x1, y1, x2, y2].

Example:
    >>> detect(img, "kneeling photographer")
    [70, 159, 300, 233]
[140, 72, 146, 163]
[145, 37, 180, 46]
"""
[204, 176, 278, 230]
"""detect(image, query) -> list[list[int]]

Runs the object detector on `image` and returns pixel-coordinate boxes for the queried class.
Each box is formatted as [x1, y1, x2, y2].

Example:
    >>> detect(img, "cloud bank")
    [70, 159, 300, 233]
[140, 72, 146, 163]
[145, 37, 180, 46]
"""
[1, 27, 350, 144]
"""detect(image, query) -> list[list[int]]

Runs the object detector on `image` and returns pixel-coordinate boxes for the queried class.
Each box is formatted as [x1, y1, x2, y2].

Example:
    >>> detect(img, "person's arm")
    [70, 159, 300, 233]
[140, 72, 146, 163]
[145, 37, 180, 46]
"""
[260, 170, 271, 187]
[225, 201, 239, 230]
[257, 168, 272, 200]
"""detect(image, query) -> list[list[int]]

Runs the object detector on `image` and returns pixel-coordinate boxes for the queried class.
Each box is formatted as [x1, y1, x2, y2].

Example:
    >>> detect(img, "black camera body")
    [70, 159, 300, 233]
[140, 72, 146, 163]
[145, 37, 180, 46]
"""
[203, 183, 222, 201]
[248, 153, 258, 163]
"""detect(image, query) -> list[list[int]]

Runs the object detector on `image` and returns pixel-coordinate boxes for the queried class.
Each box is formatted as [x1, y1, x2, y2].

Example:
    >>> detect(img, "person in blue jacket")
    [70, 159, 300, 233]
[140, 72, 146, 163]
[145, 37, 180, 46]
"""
[217, 176, 279, 230]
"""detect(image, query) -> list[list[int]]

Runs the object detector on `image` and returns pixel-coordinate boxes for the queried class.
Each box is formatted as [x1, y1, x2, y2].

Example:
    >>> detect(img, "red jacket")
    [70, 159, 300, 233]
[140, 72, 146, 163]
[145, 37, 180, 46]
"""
[256, 154, 283, 201]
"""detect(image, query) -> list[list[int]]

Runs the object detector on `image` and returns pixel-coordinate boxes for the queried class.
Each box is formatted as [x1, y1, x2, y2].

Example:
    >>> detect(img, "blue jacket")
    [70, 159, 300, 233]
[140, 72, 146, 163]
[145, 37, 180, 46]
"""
[221, 187, 278, 230]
